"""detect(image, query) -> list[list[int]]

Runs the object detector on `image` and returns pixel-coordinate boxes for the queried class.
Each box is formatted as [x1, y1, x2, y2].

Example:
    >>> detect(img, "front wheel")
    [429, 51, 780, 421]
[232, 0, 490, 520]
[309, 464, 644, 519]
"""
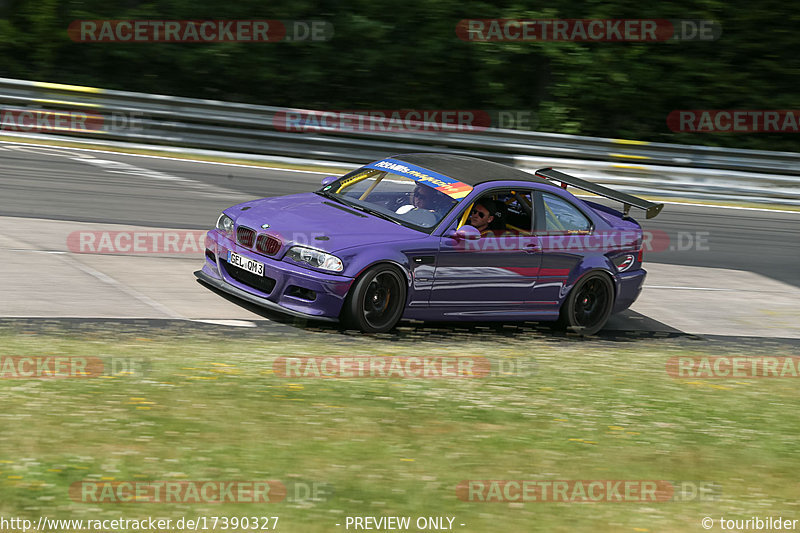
[342, 264, 407, 333]
[556, 272, 614, 336]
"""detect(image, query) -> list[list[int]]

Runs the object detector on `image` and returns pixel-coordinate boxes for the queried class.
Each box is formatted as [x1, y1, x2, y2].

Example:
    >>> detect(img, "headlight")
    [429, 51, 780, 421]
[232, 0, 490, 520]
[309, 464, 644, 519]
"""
[286, 246, 343, 272]
[216, 213, 234, 235]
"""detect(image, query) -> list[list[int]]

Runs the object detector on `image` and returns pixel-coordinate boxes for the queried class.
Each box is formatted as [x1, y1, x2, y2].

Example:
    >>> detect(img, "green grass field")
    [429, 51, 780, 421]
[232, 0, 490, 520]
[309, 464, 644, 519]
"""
[1, 321, 798, 532]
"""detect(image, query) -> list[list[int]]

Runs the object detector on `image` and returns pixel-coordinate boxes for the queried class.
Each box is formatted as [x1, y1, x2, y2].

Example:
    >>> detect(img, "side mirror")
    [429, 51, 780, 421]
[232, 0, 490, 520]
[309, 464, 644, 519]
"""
[453, 225, 481, 241]
[321, 176, 338, 186]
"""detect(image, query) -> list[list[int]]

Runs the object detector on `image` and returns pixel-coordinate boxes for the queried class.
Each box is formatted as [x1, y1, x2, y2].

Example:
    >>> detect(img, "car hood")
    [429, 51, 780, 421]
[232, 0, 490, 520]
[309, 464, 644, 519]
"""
[225, 193, 426, 253]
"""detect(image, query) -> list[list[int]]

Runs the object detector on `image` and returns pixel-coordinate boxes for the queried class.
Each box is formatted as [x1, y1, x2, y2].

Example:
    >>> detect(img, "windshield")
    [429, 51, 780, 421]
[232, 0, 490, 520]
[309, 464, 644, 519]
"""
[319, 169, 459, 231]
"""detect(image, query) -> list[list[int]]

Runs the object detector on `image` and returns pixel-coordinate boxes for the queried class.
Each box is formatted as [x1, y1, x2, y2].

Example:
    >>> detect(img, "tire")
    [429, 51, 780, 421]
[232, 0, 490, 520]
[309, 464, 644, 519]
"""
[342, 264, 407, 333]
[556, 272, 615, 336]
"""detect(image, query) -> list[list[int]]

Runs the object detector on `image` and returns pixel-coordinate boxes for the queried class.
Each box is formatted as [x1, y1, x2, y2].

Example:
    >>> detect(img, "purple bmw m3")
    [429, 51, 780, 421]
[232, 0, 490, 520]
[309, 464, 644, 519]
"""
[196, 154, 663, 334]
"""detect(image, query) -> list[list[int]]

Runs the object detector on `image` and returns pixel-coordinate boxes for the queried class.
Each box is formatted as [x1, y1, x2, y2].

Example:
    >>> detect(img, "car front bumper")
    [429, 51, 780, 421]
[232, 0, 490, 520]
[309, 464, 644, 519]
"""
[198, 230, 354, 321]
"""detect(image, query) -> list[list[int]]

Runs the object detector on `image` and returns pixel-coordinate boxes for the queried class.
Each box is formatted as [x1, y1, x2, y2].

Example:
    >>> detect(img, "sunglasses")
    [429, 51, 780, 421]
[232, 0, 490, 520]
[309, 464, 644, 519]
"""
[470, 209, 488, 218]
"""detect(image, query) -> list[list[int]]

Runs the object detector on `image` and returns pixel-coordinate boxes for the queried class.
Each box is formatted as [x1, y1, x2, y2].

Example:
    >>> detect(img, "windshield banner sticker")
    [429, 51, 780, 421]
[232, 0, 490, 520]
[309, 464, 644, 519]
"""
[367, 159, 473, 200]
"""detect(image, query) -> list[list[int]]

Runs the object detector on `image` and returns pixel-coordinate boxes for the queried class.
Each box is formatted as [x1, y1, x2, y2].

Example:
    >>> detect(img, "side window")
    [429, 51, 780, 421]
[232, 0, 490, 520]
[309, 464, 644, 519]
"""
[458, 190, 534, 235]
[501, 191, 534, 234]
[541, 193, 592, 233]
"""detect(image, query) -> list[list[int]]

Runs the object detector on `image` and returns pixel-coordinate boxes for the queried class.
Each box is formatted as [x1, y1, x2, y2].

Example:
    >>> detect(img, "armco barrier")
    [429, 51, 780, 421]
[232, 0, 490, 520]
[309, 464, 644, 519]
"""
[1, 77, 798, 205]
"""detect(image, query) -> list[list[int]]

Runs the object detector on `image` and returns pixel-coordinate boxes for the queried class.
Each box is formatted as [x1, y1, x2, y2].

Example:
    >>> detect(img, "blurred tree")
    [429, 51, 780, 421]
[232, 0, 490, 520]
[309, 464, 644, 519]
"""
[0, 0, 797, 151]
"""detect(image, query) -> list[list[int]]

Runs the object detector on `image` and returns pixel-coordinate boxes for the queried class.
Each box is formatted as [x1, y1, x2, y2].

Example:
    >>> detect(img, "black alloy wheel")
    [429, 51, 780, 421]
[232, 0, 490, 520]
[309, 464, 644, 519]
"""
[342, 264, 407, 333]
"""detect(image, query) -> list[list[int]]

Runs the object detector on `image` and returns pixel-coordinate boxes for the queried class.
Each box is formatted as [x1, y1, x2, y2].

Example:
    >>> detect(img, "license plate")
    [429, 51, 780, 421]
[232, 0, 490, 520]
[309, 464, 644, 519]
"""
[228, 251, 264, 276]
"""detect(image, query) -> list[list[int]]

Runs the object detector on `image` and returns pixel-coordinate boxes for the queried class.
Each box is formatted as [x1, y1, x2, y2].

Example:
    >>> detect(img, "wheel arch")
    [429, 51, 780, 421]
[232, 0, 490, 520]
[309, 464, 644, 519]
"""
[555, 267, 618, 336]
[352, 259, 413, 287]
[560, 266, 618, 310]
[340, 260, 410, 332]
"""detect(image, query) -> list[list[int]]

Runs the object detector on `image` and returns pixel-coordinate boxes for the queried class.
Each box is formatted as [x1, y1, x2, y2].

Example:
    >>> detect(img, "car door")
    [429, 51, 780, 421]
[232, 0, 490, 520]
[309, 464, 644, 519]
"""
[404, 237, 442, 309]
[429, 190, 542, 315]
[529, 191, 594, 305]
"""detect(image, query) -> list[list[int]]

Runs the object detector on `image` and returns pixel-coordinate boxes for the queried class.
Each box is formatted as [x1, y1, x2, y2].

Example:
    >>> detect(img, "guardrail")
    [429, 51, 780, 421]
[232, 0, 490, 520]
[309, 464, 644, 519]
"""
[1, 77, 798, 205]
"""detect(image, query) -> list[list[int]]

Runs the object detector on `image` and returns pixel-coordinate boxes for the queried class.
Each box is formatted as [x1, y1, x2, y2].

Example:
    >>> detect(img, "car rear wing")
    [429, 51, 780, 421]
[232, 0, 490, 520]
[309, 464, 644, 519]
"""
[535, 168, 664, 219]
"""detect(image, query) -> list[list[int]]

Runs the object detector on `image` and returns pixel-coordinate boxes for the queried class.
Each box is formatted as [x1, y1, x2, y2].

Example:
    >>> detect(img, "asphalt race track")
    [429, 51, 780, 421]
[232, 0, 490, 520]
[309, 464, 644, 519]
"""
[1, 142, 799, 338]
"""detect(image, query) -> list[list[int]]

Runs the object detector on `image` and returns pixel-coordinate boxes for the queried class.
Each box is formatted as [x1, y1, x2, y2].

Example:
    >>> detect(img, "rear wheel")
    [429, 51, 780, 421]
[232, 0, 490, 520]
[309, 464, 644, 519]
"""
[556, 272, 614, 336]
[342, 264, 407, 333]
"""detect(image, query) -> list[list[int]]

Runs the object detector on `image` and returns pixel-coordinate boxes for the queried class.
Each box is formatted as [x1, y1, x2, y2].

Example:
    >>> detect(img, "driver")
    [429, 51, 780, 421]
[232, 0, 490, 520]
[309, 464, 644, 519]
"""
[468, 199, 507, 236]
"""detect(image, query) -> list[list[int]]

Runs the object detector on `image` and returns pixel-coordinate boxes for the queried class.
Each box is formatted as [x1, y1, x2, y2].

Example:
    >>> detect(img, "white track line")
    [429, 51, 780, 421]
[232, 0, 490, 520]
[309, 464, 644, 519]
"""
[3, 144, 248, 196]
[191, 319, 259, 328]
[644, 285, 737, 291]
[644, 285, 799, 294]
[55, 252, 186, 320]
[0, 139, 336, 174]
[3, 139, 797, 212]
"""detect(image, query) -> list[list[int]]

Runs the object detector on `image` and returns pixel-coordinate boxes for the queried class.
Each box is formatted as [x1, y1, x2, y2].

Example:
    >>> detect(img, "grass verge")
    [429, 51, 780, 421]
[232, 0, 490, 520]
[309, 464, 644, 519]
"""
[0, 323, 798, 532]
